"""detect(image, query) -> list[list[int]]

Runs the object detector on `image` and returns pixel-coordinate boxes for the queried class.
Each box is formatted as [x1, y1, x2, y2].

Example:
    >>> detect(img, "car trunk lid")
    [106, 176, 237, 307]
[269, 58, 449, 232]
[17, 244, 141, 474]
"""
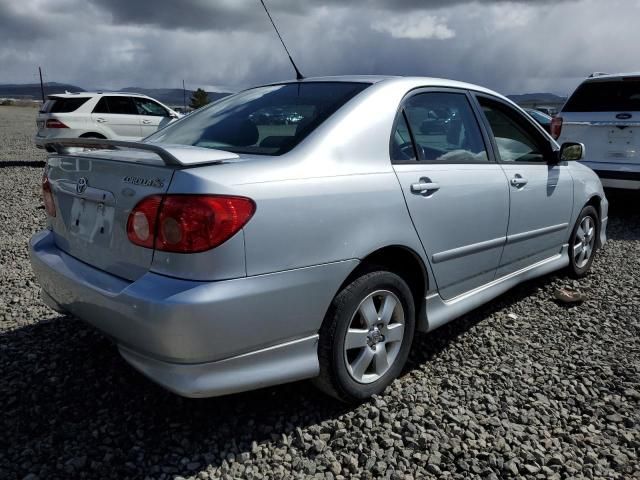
[45, 143, 241, 281]
[560, 112, 640, 165]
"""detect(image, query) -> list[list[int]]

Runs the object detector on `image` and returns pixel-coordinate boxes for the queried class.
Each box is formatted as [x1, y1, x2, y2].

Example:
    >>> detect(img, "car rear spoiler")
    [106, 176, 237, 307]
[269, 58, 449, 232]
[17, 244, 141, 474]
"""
[44, 138, 240, 167]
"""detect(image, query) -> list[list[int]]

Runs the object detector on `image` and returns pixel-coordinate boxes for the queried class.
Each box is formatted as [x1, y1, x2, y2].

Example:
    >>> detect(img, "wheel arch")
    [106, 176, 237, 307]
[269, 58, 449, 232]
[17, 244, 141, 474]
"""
[336, 245, 429, 324]
[585, 194, 603, 247]
[586, 194, 602, 220]
[79, 132, 107, 139]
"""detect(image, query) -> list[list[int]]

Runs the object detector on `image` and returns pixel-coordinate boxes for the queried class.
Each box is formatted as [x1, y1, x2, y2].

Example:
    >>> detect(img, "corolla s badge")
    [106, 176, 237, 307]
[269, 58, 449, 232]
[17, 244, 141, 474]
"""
[123, 176, 165, 188]
[76, 177, 88, 194]
[616, 113, 633, 120]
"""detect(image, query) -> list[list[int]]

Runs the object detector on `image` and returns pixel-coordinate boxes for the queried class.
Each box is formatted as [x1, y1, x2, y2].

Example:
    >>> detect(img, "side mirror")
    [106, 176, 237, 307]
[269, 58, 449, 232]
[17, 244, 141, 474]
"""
[559, 142, 585, 162]
[169, 112, 179, 119]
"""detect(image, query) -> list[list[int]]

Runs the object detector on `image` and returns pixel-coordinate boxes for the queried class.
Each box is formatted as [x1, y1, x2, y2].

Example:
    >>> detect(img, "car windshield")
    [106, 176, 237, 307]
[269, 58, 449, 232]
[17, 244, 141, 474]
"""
[146, 82, 370, 155]
[563, 79, 640, 112]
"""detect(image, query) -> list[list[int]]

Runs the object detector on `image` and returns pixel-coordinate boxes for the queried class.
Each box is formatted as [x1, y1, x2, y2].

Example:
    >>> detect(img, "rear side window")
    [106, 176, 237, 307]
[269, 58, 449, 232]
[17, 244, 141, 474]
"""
[92, 96, 137, 115]
[391, 114, 416, 161]
[93, 97, 109, 114]
[396, 92, 488, 163]
[47, 97, 91, 113]
[564, 79, 640, 112]
[147, 82, 370, 155]
[108, 96, 137, 115]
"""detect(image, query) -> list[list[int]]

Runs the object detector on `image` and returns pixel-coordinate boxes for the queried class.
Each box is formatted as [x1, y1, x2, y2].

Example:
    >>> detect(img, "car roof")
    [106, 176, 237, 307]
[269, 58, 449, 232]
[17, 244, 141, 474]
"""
[269, 75, 509, 102]
[584, 72, 640, 82]
[48, 91, 151, 99]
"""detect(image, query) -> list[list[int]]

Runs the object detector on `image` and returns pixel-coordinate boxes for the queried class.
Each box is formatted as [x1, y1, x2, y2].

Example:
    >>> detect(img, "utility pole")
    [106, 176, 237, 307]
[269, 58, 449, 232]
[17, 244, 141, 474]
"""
[38, 66, 46, 102]
[182, 79, 186, 112]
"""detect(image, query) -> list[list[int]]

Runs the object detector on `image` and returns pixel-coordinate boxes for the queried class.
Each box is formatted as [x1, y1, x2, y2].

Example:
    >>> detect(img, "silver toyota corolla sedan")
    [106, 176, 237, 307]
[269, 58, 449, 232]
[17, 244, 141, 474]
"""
[30, 76, 608, 402]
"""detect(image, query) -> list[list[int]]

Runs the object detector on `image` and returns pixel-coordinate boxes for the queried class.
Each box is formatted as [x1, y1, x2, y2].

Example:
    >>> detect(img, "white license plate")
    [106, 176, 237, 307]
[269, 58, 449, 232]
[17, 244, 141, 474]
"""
[608, 128, 634, 145]
[68, 197, 115, 244]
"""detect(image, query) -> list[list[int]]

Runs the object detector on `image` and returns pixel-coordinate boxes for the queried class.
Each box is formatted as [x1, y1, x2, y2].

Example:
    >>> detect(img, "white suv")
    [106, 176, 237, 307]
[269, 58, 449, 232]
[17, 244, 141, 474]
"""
[34, 92, 181, 151]
[555, 72, 640, 190]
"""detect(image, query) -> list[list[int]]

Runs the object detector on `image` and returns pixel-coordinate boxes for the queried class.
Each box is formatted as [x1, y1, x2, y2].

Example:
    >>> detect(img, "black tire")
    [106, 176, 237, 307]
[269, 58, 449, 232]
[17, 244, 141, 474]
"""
[567, 205, 599, 278]
[313, 270, 415, 403]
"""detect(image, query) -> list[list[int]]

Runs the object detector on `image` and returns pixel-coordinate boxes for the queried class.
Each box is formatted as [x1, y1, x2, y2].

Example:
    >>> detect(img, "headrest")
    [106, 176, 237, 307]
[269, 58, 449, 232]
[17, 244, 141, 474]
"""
[202, 118, 259, 147]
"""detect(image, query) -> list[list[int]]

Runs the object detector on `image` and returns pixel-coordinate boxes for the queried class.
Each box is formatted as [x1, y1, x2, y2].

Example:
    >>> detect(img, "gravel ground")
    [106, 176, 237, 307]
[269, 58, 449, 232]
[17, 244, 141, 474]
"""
[0, 106, 48, 163]
[0, 114, 638, 479]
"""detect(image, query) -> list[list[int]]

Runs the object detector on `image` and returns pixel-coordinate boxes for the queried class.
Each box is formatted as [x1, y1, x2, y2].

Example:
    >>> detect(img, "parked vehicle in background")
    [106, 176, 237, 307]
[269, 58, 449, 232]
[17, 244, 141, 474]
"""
[534, 106, 558, 117]
[525, 108, 552, 134]
[34, 92, 181, 151]
[555, 72, 640, 190]
[30, 76, 607, 403]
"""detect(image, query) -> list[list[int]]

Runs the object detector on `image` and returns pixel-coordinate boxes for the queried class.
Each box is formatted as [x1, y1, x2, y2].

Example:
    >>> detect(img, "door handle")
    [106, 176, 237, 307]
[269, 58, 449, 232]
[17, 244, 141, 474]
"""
[142, 119, 152, 124]
[510, 175, 528, 188]
[95, 118, 107, 123]
[410, 178, 440, 195]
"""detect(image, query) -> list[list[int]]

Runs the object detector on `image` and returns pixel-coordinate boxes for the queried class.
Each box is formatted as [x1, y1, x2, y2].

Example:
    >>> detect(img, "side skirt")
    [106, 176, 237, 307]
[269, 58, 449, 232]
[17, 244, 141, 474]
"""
[419, 245, 569, 332]
[119, 335, 320, 398]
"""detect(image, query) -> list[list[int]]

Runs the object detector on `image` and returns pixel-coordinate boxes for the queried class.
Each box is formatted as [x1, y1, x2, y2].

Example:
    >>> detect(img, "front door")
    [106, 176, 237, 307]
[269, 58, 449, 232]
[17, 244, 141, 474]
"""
[133, 97, 174, 137]
[475, 95, 573, 277]
[391, 90, 510, 300]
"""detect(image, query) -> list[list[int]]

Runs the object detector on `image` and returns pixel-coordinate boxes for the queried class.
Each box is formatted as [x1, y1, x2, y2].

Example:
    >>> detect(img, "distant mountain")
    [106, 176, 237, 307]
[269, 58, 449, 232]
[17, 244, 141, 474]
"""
[508, 92, 567, 106]
[117, 87, 231, 106]
[0, 82, 84, 99]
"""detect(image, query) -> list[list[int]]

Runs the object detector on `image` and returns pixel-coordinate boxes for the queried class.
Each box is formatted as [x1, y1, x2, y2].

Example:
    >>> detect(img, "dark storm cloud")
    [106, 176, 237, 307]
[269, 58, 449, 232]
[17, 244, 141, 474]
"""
[0, 0, 638, 96]
[84, 0, 569, 31]
[86, 0, 306, 31]
[0, 2, 55, 41]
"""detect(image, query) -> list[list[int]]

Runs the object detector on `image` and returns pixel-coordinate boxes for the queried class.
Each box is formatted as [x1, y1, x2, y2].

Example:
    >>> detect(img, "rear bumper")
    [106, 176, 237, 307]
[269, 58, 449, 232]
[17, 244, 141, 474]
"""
[595, 170, 640, 190]
[29, 230, 356, 396]
[582, 161, 640, 190]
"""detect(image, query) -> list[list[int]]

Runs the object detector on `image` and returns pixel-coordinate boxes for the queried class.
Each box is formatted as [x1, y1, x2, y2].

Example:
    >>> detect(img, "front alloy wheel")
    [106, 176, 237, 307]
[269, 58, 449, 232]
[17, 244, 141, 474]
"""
[568, 205, 599, 277]
[573, 215, 596, 269]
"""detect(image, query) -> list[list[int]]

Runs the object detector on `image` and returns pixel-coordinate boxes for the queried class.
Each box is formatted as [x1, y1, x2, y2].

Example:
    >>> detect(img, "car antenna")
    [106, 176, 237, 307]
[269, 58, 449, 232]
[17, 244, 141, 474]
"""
[259, 0, 304, 81]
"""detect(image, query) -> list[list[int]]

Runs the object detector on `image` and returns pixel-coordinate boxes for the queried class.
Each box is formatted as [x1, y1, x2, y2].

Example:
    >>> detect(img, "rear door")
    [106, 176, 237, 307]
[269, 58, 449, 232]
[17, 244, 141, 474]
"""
[46, 152, 173, 280]
[91, 96, 142, 139]
[558, 77, 640, 172]
[475, 95, 573, 277]
[392, 89, 510, 300]
[133, 97, 175, 136]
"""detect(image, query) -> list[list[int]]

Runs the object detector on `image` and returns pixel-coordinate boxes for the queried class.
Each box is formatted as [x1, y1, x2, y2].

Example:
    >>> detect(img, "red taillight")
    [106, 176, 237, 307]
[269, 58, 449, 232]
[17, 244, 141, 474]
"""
[45, 119, 68, 129]
[550, 116, 563, 140]
[127, 195, 255, 253]
[42, 172, 56, 217]
[126, 195, 162, 248]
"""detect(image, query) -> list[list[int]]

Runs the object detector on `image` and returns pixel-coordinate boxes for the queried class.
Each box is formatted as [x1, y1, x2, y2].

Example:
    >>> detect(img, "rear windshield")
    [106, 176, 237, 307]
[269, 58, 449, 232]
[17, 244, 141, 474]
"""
[146, 82, 370, 155]
[563, 79, 640, 112]
[44, 96, 91, 113]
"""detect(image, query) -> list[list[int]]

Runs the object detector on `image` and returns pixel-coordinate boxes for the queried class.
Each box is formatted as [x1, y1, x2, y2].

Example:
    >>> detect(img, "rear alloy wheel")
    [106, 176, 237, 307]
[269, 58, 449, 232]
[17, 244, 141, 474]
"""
[344, 290, 405, 384]
[568, 205, 599, 277]
[314, 270, 415, 403]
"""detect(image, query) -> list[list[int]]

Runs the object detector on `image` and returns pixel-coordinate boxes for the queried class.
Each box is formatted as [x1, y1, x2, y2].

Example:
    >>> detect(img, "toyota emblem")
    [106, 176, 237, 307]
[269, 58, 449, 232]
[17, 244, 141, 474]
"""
[76, 177, 88, 194]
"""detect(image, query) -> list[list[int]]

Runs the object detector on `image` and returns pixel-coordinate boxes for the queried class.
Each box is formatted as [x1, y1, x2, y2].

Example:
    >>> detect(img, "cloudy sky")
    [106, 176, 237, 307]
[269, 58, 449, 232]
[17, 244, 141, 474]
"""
[1, 0, 639, 95]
